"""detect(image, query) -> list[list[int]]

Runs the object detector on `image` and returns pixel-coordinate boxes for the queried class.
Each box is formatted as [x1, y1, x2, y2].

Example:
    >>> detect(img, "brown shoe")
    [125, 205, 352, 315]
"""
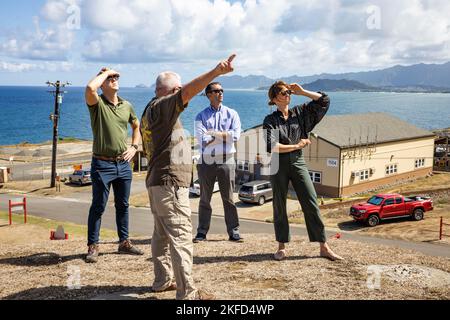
[193, 289, 215, 300]
[118, 239, 144, 255]
[151, 282, 177, 293]
[86, 244, 99, 263]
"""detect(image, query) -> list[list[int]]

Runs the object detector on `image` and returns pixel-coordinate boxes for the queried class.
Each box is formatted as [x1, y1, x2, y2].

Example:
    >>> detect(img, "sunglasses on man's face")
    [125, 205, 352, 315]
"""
[208, 89, 224, 94]
[107, 75, 120, 81]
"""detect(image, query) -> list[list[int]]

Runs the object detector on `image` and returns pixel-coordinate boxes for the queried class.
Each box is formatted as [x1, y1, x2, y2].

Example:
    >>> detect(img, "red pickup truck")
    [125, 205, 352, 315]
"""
[350, 194, 433, 227]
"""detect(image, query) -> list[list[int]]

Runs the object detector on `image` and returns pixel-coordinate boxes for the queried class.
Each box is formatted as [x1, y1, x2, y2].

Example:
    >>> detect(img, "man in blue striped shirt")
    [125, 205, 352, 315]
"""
[194, 82, 242, 242]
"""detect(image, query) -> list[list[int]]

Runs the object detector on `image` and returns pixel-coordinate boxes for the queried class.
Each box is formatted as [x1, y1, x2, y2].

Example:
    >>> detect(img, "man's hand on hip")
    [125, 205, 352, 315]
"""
[122, 147, 137, 162]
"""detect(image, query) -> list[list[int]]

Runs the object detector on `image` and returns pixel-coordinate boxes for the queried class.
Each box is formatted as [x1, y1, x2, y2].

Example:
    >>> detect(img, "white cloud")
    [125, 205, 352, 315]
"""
[0, 62, 36, 72]
[0, 61, 75, 73]
[0, 20, 75, 61]
[41, 0, 80, 23]
[76, 0, 450, 75]
[1, 0, 450, 77]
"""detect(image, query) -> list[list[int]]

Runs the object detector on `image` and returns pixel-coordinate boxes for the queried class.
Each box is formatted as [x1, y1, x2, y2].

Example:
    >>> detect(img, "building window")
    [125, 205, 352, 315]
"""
[309, 171, 322, 184]
[359, 169, 370, 181]
[385, 164, 398, 176]
[415, 158, 425, 169]
[238, 161, 250, 172]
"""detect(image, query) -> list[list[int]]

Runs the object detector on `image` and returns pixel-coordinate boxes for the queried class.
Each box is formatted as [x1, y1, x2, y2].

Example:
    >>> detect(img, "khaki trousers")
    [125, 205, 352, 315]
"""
[148, 185, 197, 300]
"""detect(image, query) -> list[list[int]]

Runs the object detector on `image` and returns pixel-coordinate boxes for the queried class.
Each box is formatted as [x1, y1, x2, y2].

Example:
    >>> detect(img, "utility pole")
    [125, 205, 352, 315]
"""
[47, 81, 70, 188]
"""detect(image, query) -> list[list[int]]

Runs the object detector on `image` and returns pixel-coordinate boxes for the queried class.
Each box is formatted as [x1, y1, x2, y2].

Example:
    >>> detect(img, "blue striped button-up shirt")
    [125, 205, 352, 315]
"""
[195, 104, 241, 155]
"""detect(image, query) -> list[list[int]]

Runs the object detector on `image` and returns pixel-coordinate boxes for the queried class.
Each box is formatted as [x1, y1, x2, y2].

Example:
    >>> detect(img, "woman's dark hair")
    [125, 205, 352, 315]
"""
[268, 80, 289, 106]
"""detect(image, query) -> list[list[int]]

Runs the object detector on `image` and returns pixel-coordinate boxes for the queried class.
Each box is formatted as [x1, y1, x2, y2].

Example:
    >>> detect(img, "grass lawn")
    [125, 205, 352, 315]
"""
[0, 211, 118, 242]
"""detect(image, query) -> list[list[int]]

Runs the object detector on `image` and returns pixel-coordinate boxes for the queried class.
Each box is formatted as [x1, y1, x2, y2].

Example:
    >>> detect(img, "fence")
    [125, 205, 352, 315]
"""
[8, 197, 27, 225]
[440, 217, 450, 240]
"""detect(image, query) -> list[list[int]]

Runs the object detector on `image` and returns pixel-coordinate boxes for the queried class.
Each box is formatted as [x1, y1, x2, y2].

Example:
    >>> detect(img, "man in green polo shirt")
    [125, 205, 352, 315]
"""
[85, 67, 143, 263]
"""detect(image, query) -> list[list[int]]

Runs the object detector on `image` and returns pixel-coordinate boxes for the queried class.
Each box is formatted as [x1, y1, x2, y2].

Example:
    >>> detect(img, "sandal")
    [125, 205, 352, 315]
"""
[274, 249, 287, 261]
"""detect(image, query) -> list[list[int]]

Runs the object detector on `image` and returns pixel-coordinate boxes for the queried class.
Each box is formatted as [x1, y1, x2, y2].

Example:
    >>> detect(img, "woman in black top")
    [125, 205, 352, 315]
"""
[263, 81, 343, 261]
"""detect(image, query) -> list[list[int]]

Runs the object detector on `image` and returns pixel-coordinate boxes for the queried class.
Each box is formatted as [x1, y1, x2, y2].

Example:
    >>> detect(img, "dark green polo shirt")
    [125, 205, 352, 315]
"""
[87, 94, 138, 157]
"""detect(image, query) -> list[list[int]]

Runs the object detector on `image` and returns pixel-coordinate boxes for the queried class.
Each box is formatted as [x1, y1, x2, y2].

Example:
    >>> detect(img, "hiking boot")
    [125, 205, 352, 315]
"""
[86, 244, 99, 263]
[151, 282, 177, 293]
[118, 239, 144, 255]
[193, 289, 215, 300]
[193, 233, 207, 243]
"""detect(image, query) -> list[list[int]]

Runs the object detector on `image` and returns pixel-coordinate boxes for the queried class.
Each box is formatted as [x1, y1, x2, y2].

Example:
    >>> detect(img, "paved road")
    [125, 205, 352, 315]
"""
[9, 155, 92, 181]
[1, 193, 449, 258]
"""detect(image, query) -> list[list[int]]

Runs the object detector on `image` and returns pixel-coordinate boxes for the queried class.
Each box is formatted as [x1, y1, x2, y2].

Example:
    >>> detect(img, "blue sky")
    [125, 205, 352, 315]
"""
[1, 0, 450, 86]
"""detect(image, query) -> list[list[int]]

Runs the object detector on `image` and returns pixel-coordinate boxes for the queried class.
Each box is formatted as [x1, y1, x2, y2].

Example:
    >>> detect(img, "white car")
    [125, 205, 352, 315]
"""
[189, 179, 220, 196]
[68, 169, 91, 185]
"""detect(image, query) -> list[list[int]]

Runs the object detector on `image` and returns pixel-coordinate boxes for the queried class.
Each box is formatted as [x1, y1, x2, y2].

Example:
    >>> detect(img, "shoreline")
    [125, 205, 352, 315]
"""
[0, 138, 91, 149]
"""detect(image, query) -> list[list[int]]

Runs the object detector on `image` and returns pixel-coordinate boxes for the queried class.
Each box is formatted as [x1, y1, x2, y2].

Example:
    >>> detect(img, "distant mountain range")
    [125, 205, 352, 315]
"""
[258, 79, 377, 92]
[217, 61, 450, 93]
[257, 79, 450, 93]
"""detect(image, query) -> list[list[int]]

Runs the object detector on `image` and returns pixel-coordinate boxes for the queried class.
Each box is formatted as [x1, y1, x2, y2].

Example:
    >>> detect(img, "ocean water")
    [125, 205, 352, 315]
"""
[0, 86, 449, 145]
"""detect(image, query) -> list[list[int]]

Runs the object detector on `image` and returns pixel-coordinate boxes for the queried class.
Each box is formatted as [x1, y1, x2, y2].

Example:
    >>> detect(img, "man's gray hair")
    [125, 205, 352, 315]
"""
[156, 72, 182, 91]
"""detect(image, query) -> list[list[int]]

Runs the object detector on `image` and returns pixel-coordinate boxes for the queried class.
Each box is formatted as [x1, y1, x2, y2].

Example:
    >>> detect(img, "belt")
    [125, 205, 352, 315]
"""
[93, 154, 125, 162]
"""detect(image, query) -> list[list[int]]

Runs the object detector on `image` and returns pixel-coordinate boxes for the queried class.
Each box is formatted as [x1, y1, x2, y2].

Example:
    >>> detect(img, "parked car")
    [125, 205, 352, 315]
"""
[189, 179, 220, 197]
[68, 169, 91, 185]
[350, 193, 434, 227]
[238, 180, 273, 205]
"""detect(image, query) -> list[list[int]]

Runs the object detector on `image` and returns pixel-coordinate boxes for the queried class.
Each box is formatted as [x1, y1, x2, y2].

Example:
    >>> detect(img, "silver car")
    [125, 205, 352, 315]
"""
[68, 169, 91, 185]
[238, 180, 273, 205]
[189, 179, 220, 197]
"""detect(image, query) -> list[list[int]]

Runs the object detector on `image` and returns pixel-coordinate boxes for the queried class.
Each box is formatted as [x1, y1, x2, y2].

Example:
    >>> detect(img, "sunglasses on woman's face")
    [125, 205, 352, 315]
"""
[279, 89, 292, 97]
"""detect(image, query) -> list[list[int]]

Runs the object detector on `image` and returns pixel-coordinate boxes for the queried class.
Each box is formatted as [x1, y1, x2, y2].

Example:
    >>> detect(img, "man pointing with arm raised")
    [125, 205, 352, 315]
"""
[141, 54, 236, 300]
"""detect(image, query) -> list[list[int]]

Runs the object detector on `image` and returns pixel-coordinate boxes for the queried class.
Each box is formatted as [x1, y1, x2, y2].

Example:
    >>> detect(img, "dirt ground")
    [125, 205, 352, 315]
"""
[0, 219, 449, 300]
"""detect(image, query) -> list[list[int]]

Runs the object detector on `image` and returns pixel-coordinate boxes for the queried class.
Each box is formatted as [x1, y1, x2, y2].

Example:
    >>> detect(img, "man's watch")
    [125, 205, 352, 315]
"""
[131, 144, 139, 150]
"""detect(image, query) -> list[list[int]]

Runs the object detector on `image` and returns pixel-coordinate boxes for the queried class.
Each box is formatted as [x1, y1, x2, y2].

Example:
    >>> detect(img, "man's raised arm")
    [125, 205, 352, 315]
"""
[181, 54, 236, 105]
